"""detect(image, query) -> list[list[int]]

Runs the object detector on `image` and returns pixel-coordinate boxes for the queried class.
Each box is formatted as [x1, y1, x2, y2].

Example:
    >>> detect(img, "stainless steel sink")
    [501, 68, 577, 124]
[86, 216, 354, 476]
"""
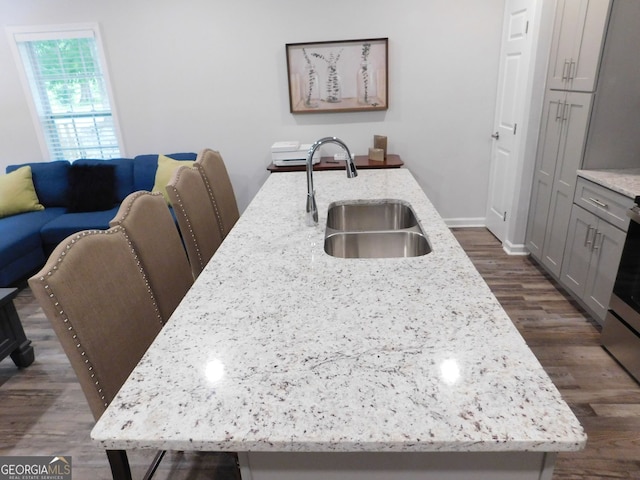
[324, 200, 431, 259]
[324, 231, 431, 259]
[326, 200, 419, 231]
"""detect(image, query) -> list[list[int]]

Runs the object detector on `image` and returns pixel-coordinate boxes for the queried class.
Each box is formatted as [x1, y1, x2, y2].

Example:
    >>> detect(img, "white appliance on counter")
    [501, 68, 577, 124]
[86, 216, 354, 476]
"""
[271, 141, 320, 166]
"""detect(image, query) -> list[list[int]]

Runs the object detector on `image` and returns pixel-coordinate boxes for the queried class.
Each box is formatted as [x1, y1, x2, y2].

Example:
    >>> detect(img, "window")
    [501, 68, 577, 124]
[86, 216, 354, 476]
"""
[8, 24, 122, 160]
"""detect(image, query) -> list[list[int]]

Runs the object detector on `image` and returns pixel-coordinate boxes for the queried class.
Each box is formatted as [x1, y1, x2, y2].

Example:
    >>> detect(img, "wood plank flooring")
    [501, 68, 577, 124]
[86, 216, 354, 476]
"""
[452, 228, 640, 479]
[1, 227, 639, 479]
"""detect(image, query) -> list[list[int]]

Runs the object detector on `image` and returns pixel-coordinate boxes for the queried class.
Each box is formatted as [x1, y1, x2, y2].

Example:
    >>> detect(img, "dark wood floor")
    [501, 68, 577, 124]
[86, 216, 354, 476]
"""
[453, 228, 640, 479]
[1, 227, 639, 479]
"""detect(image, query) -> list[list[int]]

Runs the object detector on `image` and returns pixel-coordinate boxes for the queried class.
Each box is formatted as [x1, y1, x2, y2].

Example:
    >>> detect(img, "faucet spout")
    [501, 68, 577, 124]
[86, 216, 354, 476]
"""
[306, 137, 358, 226]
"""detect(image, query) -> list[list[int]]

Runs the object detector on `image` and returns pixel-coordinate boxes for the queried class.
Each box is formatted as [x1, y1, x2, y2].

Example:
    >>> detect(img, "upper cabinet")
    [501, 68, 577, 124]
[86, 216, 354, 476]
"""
[547, 0, 612, 92]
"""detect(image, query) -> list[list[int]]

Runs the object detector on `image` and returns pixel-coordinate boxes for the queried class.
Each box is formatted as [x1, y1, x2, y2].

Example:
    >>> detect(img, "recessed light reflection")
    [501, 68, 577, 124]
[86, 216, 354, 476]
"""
[205, 359, 225, 383]
[440, 358, 460, 385]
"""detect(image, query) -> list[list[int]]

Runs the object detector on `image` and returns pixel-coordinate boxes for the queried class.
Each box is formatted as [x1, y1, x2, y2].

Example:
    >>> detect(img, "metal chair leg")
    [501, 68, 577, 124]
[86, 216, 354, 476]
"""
[106, 450, 132, 480]
[105, 449, 166, 480]
[142, 451, 166, 480]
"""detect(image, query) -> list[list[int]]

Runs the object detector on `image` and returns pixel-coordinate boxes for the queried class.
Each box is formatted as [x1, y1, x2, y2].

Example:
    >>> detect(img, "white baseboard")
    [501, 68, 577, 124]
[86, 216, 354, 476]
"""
[443, 218, 530, 257]
[443, 217, 486, 228]
[502, 240, 529, 256]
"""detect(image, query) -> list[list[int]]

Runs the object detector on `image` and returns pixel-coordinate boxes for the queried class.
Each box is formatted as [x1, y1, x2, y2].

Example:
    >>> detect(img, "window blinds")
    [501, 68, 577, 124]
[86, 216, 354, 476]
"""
[13, 26, 121, 160]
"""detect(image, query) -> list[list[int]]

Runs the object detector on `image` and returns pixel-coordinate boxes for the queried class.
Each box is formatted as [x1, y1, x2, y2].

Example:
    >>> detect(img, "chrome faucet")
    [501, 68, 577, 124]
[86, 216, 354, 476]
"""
[306, 137, 358, 226]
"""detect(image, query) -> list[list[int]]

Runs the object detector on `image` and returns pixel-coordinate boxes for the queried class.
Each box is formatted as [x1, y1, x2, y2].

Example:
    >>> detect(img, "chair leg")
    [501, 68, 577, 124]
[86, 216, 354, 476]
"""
[106, 450, 132, 480]
[143, 451, 166, 480]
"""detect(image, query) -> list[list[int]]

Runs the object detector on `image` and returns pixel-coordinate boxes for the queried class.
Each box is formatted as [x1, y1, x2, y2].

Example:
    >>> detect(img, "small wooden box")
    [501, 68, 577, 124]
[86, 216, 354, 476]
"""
[368, 148, 385, 162]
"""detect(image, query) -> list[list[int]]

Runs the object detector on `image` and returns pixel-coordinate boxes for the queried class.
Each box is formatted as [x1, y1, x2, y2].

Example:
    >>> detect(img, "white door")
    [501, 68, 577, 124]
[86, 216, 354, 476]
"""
[486, 0, 534, 242]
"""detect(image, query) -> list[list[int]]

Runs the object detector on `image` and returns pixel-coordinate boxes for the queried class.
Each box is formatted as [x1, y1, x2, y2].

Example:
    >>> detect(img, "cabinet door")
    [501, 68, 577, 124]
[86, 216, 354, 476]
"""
[526, 91, 565, 260]
[560, 205, 595, 298]
[541, 92, 593, 276]
[584, 219, 626, 322]
[548, 0, 586, 90]
[547, 0, 611, 92]
[571, 0, 611, 92]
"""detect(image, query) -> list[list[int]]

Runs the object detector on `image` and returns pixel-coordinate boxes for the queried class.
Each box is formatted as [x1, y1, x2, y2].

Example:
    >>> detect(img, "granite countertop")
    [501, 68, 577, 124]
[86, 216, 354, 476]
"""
[578, 168, 640, 198]
[92, 169, 586, 453]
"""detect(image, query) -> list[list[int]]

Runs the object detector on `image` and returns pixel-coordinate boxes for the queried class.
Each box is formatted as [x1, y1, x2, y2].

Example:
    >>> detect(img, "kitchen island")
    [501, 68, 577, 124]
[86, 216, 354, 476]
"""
[92, 169, 585, 479]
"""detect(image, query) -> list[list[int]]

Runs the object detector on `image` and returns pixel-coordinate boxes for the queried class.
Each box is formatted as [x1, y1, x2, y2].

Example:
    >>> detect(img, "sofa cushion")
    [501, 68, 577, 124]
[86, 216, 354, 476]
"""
[133, 153, 197, 192]
[152, 154, 196, 204]
[40, 207, 120, 248]
[74, 158, 134, 202]
[67, 164, 117, 212]
[0, 166, 44, 218]
[0, 207, 66, 286]
[6, 160, 70, 207]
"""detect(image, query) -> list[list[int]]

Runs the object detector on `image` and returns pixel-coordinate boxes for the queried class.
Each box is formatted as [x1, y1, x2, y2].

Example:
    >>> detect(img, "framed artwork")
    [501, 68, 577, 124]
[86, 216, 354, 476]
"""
[286, 37, 388, 114]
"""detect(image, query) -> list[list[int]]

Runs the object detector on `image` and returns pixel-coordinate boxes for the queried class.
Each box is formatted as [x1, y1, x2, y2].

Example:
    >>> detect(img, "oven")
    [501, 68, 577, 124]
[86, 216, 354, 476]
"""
[602, 195, 640, 382]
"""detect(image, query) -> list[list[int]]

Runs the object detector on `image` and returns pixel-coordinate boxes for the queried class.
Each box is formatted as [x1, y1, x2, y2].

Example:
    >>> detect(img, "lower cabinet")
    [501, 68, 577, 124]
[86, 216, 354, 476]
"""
[560, 203, 626, 323]
[525, 91, 593, 276]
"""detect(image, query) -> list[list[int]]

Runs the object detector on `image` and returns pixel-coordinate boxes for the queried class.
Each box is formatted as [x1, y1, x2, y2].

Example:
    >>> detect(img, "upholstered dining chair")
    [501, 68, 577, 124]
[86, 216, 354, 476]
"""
[166, 165, 224, 278]
[194, 148, 240, 239]
[28, 227, 166, 480]
[109, 191, 193, 322]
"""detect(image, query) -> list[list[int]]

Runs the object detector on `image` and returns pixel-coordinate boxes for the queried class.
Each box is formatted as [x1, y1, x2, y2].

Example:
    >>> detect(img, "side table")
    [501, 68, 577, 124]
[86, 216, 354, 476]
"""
[0, 288, 35, 368]
[267, 154, 404, 173]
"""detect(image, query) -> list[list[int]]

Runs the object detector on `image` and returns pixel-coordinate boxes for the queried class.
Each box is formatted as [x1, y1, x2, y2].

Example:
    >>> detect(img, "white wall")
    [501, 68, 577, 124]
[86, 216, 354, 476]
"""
[0, 0, 504, 221]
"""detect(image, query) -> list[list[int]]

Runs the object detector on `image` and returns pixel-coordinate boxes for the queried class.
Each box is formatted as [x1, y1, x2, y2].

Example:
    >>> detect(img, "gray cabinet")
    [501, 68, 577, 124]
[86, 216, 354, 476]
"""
[526, 90, 593, 276]
[526, 0, 610, 276]
[547, 0, 611, 92]
[560, 179, 630, 323]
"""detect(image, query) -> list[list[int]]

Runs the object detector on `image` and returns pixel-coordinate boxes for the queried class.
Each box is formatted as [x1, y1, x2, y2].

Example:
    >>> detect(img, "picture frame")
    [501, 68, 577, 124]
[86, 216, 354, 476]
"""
[286, 37, 388, 114]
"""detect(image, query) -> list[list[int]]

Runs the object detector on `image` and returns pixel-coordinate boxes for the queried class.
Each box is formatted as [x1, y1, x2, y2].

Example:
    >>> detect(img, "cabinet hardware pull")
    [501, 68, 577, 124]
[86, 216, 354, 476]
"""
[588, 197, 608, 208]
[569, 60, 576, 80]
[562, 60, 570, 81]
[593, 231, 603, 252]
[562, 102, 569, 122]
[555, 101, 563, 120]
[584, 226, 594, 247]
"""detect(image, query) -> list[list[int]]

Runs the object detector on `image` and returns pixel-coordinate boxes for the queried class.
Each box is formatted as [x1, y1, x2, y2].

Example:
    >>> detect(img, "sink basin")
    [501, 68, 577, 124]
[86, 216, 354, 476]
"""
[324, 200, 431, 258]
[324, 231, 431, 259]
[326, 200, 419, 231]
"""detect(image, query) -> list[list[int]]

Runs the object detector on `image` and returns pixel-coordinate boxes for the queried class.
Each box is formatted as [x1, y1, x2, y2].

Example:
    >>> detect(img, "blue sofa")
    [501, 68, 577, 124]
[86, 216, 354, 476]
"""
[0, 153, 196, 287]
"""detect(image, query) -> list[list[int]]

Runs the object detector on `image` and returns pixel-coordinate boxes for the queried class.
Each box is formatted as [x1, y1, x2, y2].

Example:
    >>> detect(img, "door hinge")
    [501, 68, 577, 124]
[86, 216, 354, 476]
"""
[513, 123, 517, 135]
[503, 211, 507, 221]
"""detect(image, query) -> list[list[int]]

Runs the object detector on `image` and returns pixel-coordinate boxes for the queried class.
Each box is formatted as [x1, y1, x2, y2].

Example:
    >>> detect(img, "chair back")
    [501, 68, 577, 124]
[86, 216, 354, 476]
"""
[166, 165, 223, 278]
[28, 228, 164, 421]
[110, 191, 193, 320]
[195, 148, 240, 239]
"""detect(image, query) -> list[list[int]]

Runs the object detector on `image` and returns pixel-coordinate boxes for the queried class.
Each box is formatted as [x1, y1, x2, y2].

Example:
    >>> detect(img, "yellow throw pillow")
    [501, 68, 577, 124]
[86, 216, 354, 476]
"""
[0, 166, 45, 218]
[152, 154, 195, 204]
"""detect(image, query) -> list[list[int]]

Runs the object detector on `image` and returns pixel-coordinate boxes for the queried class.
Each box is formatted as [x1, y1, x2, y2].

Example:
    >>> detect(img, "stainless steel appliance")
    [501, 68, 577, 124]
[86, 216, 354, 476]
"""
[602, 196, 640, 382]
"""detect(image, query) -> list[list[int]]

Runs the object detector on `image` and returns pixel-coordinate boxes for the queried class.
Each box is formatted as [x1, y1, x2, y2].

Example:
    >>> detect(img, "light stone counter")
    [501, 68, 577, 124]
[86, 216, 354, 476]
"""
[92, 169, 585, 479]
[578, 168, 640, 199]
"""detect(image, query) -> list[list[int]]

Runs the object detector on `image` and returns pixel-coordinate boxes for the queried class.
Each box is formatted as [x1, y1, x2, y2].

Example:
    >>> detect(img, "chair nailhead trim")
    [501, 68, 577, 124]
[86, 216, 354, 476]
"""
[196, 163, 226, 238]
[169, 175, 206, 272]
[38, 227, 163, 409]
